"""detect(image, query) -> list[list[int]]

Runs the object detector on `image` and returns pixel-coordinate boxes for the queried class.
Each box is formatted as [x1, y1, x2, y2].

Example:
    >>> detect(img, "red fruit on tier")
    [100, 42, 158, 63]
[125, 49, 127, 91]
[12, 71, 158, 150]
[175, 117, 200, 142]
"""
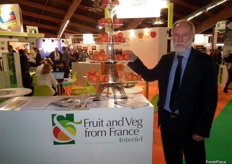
[101, 18, 106, 24]
[92, 76, 98, 83]
[123, 54, 129, 60]
[103, 32, 108, 37]
[92, 55, 98, 61]
[114, 37, 120, 42]
[86, 68, 109, 83]
[98, 33, 103, 38]
[117, 32, 123, 38]
[122, 50, 128, 55]
[91, 50, 109, 62]
[102, 36, 108, 42]
[97, 32, 110, 43]
[106, 18, 113, 24]
[121, 72, 142, 81]
[119, 37, 126, 42]
[103, 55, 109, 61]
[100, 50, 105, 56]
[89, 68, 96, 75]
[112, 0, 120, 5]
[99, 76, 104, 82]
[117, 55, 124, 61]
[95, 71, 100, 76]
[98, 19, 102, 25]
[104, 76, 109, 82]
[101, 0, 109, 5]
[94, 51, 99, 55]
[107, 37, 111, 42]
[97, 55, 104, 61]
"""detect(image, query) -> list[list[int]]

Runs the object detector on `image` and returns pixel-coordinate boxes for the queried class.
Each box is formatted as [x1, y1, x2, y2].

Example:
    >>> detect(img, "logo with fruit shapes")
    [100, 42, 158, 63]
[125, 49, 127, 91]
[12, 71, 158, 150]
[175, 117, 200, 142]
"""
[52, 114, 82, 145]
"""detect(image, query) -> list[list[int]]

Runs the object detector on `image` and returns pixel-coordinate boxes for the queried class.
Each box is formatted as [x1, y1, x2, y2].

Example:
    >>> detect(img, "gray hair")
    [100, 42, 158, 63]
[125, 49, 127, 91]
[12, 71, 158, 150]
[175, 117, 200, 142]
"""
[173, 19, 195, 35]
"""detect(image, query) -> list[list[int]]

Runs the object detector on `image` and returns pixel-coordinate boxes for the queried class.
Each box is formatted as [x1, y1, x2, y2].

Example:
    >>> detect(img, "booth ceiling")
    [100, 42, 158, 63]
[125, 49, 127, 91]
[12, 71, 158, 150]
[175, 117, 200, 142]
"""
[1, 0, 232, 38]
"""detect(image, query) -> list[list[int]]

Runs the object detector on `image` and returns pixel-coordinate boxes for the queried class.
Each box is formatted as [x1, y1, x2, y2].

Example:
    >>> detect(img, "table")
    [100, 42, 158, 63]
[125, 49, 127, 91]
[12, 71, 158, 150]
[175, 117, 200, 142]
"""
[103, 86, 143, 95]
[0, 88, 32, 98]
[0, 95, 153, 164]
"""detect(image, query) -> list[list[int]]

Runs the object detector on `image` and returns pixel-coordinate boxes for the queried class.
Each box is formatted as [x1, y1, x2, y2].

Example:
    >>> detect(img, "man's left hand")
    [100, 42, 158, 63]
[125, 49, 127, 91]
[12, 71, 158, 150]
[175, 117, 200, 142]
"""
[192, 134, 205, 141]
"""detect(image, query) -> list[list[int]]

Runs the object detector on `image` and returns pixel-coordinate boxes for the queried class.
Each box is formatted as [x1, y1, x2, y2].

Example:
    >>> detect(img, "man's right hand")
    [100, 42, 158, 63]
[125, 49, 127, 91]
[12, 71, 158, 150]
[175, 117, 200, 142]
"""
[126, 50, 138, 62]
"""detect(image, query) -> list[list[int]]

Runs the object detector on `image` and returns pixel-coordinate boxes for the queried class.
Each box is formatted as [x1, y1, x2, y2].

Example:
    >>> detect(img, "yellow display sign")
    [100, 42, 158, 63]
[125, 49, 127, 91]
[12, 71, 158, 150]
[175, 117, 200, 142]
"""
[0, 4, 23, 32]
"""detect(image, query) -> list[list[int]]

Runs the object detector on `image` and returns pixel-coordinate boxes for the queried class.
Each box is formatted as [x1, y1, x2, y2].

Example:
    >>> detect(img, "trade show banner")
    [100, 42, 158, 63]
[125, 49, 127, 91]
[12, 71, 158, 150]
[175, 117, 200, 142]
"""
[223, 21, 232, 56]
[36, 38, 62, 58]
[0, 106, 154, 164]
[0, 4, 23, 32]
[2, 52, 22, 87]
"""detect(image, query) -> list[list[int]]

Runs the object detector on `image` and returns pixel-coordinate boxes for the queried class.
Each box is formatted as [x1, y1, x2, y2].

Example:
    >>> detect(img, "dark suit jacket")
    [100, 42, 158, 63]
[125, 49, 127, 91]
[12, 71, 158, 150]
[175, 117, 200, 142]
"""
[128, 48, 218, 138]
[49, 51, 62, 63]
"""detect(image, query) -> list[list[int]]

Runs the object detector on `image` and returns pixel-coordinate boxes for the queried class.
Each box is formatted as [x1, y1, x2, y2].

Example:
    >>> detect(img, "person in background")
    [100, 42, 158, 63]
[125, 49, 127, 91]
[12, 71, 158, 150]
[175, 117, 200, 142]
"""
[61, 46, 71, 68]
[223, 52, 232, 93]
[56, 60, 71, 94]
[18, 49, 33, 96]
[34, 47, 42, 67]
[8, 45, 16, 53]
[57, 61, 70, 78]
[216, 46, 223, 74]
[35, 57, 53, 76]
[24, 48, 36, 68]
[37, 63, 58, 96]
[127, 19, 218, 164]
[78, 48, 86, 62]
[70, 48, 79, 62]
[49, 47, 62, 70]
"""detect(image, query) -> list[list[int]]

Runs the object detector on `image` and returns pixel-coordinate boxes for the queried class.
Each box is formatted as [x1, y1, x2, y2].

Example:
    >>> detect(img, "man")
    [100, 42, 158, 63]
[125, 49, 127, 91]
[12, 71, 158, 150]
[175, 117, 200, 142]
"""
[8, 45, 16, 53]
[49, 47, 62, 70]
[61, 46, 71, 67]
[127, 19, 218, 164]
[78, 48, 86, 62]
[18, 49, 33, 96]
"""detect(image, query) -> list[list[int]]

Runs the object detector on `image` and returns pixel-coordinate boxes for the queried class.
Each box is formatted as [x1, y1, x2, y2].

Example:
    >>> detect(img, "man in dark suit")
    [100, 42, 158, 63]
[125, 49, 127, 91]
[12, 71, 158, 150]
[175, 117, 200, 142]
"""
[49, 47, 62, 70]
[127, 19, 218, 164]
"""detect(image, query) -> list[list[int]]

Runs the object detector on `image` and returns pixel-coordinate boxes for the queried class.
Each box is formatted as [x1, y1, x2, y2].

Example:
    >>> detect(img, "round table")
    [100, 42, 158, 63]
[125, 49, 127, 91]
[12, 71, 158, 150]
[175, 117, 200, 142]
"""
[0, 88, 32, 98]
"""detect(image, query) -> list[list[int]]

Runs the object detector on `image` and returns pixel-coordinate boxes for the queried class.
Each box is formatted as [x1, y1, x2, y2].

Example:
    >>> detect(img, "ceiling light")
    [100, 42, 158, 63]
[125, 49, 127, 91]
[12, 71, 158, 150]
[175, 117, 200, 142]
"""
[185, 0, 227, 20]
[58, 20, 69, 38]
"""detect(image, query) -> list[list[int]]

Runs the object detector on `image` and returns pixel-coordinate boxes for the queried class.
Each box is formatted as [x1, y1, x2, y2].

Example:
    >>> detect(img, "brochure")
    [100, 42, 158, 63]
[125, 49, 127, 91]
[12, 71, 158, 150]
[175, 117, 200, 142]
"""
[116, 100, 149, 109]
[0, 99, 27, 110]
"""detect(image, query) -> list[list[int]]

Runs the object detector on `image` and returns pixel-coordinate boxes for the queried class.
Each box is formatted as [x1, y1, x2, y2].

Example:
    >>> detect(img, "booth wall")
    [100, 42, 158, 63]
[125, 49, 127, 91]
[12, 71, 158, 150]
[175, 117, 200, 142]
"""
[115, 27, 168, 69]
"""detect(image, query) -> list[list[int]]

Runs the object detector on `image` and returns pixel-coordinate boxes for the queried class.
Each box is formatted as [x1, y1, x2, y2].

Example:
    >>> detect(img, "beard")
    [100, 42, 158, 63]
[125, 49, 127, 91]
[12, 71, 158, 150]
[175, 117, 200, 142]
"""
[173, 41, 192, 55]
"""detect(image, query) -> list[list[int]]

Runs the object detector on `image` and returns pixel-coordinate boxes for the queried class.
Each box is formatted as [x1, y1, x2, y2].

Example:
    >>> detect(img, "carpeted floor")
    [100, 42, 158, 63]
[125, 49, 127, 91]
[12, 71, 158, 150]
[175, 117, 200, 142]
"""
[205, 98, 232, 164]
[152, 86, 232, 164]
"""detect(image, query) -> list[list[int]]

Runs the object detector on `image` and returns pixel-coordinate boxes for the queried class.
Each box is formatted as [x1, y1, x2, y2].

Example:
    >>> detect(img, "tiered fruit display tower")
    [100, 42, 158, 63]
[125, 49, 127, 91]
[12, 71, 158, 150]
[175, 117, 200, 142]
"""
[93, 0, 127, 102]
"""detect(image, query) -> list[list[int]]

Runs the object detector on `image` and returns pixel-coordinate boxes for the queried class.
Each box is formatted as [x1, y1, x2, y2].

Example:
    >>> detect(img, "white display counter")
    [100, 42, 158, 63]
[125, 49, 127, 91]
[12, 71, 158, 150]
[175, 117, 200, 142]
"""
[0, 94, 154, 164]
